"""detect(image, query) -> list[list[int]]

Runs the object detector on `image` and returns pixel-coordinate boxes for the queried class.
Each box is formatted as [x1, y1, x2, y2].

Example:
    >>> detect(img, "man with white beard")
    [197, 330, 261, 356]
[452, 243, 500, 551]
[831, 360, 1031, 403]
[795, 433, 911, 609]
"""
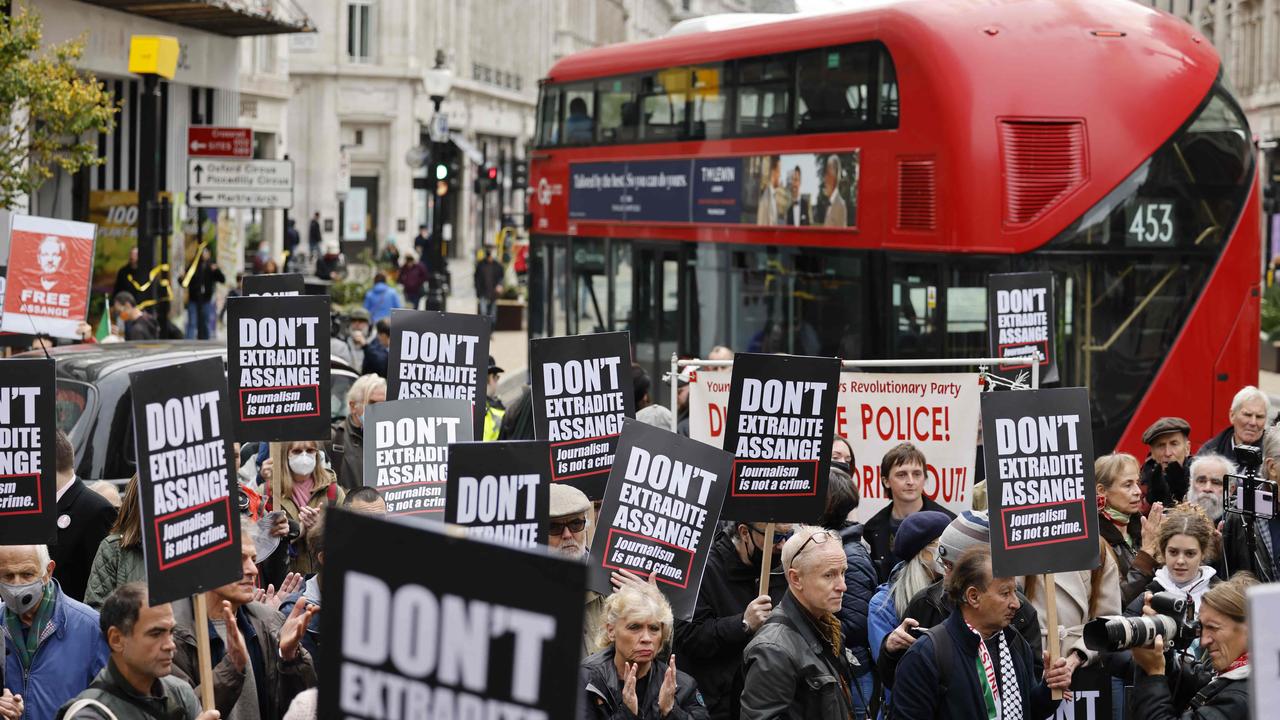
[1187, 453, 1232, 523]
[547, 484, 603, 657]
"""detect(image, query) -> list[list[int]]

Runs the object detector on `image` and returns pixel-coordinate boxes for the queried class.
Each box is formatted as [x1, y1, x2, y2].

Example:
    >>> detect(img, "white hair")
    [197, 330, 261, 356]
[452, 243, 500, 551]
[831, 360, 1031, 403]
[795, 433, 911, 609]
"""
[1230, 385, 1270, 418]
[346, 373, 386, 410]
[34, 544, 50, 569]
[1264, 427, 1280, 464]
[1188, 453, 1235, 480]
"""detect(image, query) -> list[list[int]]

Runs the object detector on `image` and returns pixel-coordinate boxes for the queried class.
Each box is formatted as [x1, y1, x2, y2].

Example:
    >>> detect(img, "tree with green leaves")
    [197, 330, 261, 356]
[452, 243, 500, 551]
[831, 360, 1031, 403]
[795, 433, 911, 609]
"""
[0, 6, 117, 209]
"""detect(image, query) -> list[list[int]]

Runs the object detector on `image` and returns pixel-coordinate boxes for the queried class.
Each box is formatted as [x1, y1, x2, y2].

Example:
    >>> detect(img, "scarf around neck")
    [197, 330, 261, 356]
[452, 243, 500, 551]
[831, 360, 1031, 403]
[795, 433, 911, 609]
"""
[1154, 565, 1217, 611]
[3, 581, 56, 670]
[1102, 507, 1134, 547]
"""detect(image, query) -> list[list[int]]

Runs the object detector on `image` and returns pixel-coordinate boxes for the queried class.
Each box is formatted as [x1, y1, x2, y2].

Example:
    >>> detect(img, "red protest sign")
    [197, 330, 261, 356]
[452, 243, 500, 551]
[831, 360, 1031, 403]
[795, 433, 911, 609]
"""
[0, 215, 96, 339]
[188, 126, 253, 158]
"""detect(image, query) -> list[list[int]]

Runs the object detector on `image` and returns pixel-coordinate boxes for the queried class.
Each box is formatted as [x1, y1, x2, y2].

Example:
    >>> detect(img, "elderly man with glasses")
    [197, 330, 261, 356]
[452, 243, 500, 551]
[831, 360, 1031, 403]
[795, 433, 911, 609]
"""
[673, 521, 793, 720]
[741, 525, 855, 720]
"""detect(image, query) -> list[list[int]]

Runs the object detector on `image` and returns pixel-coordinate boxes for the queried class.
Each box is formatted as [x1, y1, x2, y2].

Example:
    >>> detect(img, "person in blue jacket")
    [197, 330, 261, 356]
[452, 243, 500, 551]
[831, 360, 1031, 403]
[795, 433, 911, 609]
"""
[1, 544, 110, 720]
[362, 272, 402, 323]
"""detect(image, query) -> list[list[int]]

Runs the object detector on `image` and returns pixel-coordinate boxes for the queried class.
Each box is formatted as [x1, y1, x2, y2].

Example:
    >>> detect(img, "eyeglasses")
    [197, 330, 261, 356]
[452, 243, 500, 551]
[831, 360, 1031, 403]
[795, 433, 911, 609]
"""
[791, 530, 836, 563]
[550, 518, 587, 535]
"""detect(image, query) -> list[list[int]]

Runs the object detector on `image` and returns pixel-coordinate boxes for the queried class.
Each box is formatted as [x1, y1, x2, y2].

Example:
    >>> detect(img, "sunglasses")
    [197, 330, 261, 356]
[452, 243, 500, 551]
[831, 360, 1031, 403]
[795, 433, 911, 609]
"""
[750, 526, 794, 544]
[791, 529, 836, 562]
[550, 518, 587, 535]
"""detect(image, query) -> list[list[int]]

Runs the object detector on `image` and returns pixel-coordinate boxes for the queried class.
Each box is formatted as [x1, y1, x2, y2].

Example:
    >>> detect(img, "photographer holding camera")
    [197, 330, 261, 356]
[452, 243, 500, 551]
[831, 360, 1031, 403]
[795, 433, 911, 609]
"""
[1219, 428, 1280, 582]
[1129, 573, 1256, 720]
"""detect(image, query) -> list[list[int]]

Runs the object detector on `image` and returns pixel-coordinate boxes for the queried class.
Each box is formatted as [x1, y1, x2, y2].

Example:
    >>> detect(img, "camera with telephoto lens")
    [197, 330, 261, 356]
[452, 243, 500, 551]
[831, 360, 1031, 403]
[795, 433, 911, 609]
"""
[1082, 591, 1199, 652]
[1223, 445, 1276, 520]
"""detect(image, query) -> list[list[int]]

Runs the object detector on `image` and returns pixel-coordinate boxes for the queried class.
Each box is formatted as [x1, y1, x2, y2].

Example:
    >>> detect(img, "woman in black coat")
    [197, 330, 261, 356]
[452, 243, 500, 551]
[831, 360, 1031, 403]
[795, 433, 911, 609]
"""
[1131, 573, 1255, 720]
[581, 584, 709, 720]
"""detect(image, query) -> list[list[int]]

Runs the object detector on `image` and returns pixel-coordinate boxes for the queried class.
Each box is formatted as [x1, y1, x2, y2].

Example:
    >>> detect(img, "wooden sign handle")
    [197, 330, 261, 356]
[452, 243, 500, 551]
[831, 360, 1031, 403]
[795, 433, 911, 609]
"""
[1042, 572, 1063, 701]
[192, 593, 216, 712]
[757, 522, 775, 596]
[269, 442, 284, 512]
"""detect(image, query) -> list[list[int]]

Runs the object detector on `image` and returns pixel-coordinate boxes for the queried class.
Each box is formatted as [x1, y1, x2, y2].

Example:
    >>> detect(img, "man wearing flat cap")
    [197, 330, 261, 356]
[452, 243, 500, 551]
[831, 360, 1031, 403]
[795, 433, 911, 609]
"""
[548, 483, 604, 656]
[1139, 416, 1191, 512]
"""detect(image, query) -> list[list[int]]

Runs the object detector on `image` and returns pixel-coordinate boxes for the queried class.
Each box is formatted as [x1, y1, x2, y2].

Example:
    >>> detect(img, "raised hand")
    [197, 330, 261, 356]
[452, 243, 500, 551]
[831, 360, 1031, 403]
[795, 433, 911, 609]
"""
[279, 599, 317, 661]
[658, 655, 678, 717]
[621, 661, 639, 716]
[221, 600, 250, 673]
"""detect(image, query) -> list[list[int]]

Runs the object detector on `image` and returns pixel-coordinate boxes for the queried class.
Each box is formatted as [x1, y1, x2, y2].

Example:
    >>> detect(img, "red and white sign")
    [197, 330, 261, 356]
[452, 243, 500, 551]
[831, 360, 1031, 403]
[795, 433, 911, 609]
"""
[0, 215, 96, 339]
[690, 369, 980, 520]
[187, 126, 253, 158]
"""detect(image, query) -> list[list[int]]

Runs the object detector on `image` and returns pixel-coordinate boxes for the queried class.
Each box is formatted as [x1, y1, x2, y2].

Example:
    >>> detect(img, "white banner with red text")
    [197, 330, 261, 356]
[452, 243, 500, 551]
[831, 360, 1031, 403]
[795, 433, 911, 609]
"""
[689, 370, 980, 520]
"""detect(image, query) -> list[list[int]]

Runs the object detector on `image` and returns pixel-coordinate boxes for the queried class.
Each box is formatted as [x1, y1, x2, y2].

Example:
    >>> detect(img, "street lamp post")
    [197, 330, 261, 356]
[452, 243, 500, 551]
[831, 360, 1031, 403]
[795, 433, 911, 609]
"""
[128, 36, 178, 313]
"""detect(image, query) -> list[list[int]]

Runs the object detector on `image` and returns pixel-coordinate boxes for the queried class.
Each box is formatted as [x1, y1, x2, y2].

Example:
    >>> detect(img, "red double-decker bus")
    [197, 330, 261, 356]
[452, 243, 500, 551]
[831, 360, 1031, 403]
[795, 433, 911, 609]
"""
[527, 0, 1260, 455]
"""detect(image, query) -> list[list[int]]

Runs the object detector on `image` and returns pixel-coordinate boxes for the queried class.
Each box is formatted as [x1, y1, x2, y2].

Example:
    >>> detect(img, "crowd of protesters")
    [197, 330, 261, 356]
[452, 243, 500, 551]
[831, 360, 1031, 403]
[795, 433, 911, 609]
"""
[1, 233, 1271, 720]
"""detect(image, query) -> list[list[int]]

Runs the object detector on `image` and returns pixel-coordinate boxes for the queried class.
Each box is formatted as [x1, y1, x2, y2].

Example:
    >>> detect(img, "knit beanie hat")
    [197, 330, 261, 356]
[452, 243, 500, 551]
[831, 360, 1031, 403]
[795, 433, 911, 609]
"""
[936, 510, 990, 567]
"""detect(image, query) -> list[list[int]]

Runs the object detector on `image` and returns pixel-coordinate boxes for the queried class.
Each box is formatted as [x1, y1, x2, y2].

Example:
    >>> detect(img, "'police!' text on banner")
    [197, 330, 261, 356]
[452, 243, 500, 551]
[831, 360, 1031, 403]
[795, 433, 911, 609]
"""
[0, 358, 57, 544]
[364, 397, 473, 516]
[589, 419, 732, 619]
[227, 294, 332, 441]
[721, 353, 839, 521]
[320, 508, 585, 720]
[446, 440, 551, 547]
[530, 331, 635, 499]
[387, 309, 490, 439]
[130, 357, 242, 605]
[981, 386, 1099, 578]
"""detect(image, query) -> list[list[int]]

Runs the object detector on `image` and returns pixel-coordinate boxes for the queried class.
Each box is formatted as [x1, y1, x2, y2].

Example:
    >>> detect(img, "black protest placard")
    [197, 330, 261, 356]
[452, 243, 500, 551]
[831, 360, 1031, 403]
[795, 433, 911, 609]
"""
[130, 357, 241, 605]
[242, 273, 304, 296]
[319, 508, 585, 720]
[227, 295, 331, 441]
[530, 331, 634, 499]
[981, 387, 1098, 578]
[1050, 668, 1112, 720]
[387, 309, 490, 439]
[0, 358, 56, 544]
[721, 353, 839, 521]
[988, 271, 1058, 384]
[363, 397, 472, 516]
[589, 419, 733, 619]
[445, 441, 550, 547]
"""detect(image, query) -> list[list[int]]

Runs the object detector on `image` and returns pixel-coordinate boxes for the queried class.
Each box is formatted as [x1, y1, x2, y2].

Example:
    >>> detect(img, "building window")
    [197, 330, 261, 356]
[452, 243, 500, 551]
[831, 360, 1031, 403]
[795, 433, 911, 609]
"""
[347, 0, 374, 61]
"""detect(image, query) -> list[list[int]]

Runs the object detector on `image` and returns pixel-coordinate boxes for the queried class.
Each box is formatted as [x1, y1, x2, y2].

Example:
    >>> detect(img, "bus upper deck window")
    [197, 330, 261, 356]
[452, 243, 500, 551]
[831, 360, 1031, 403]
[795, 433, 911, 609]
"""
[536, 86, 562, 146]
[796, 44, 875, 132]
[736, 56, 791, 135]
[597, 77, 639, 144]
[562, 84, 595, 145]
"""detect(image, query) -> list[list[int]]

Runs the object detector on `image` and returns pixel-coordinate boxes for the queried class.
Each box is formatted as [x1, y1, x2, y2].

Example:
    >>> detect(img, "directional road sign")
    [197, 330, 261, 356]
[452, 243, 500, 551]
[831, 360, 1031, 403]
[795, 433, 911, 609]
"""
[187, 158, 293, 208]
[188, 127, 253, 158]
[190, 188, 292, 209]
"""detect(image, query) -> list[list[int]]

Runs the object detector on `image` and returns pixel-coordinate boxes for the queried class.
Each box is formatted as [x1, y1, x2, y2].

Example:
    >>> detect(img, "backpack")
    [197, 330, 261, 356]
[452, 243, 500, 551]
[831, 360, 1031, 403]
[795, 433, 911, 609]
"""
[880, 626, 953, 720]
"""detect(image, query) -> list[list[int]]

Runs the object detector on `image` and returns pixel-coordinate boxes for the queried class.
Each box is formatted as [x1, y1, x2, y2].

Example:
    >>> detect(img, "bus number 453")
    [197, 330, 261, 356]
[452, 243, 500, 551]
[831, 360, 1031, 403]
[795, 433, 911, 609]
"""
[1126, 201, 1175, 246]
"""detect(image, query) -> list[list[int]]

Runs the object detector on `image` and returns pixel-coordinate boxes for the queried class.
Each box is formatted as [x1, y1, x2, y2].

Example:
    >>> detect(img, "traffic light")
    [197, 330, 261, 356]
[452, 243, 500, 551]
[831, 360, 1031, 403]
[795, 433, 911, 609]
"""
[486, 163, 499, 191]
[512, 159, 528, 190]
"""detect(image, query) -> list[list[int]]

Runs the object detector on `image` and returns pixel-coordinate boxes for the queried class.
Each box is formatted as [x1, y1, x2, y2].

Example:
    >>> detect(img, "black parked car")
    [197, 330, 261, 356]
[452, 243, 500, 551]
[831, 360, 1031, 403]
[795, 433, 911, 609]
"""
[18, 340, 358, 485]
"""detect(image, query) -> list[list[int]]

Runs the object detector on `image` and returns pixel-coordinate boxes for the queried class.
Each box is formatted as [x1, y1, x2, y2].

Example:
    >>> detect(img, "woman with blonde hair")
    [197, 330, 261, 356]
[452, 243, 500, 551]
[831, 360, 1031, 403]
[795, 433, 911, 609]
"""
[1095, 452, 1166, 606]
[581, 583, 708, 719]
[261, 439, 345, 575]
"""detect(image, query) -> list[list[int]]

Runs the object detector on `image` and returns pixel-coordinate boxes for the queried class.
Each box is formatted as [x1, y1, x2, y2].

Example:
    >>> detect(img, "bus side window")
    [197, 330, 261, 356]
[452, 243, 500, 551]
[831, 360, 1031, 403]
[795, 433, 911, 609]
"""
[736, 55, 791, 135]
[597, 77, 639, 144]
[797, 44, 875, 132]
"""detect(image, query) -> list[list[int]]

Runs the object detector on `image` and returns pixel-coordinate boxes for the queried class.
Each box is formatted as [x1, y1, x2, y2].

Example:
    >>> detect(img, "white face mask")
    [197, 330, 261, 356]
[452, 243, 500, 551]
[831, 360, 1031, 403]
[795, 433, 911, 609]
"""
[288, 451, 317, 477]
